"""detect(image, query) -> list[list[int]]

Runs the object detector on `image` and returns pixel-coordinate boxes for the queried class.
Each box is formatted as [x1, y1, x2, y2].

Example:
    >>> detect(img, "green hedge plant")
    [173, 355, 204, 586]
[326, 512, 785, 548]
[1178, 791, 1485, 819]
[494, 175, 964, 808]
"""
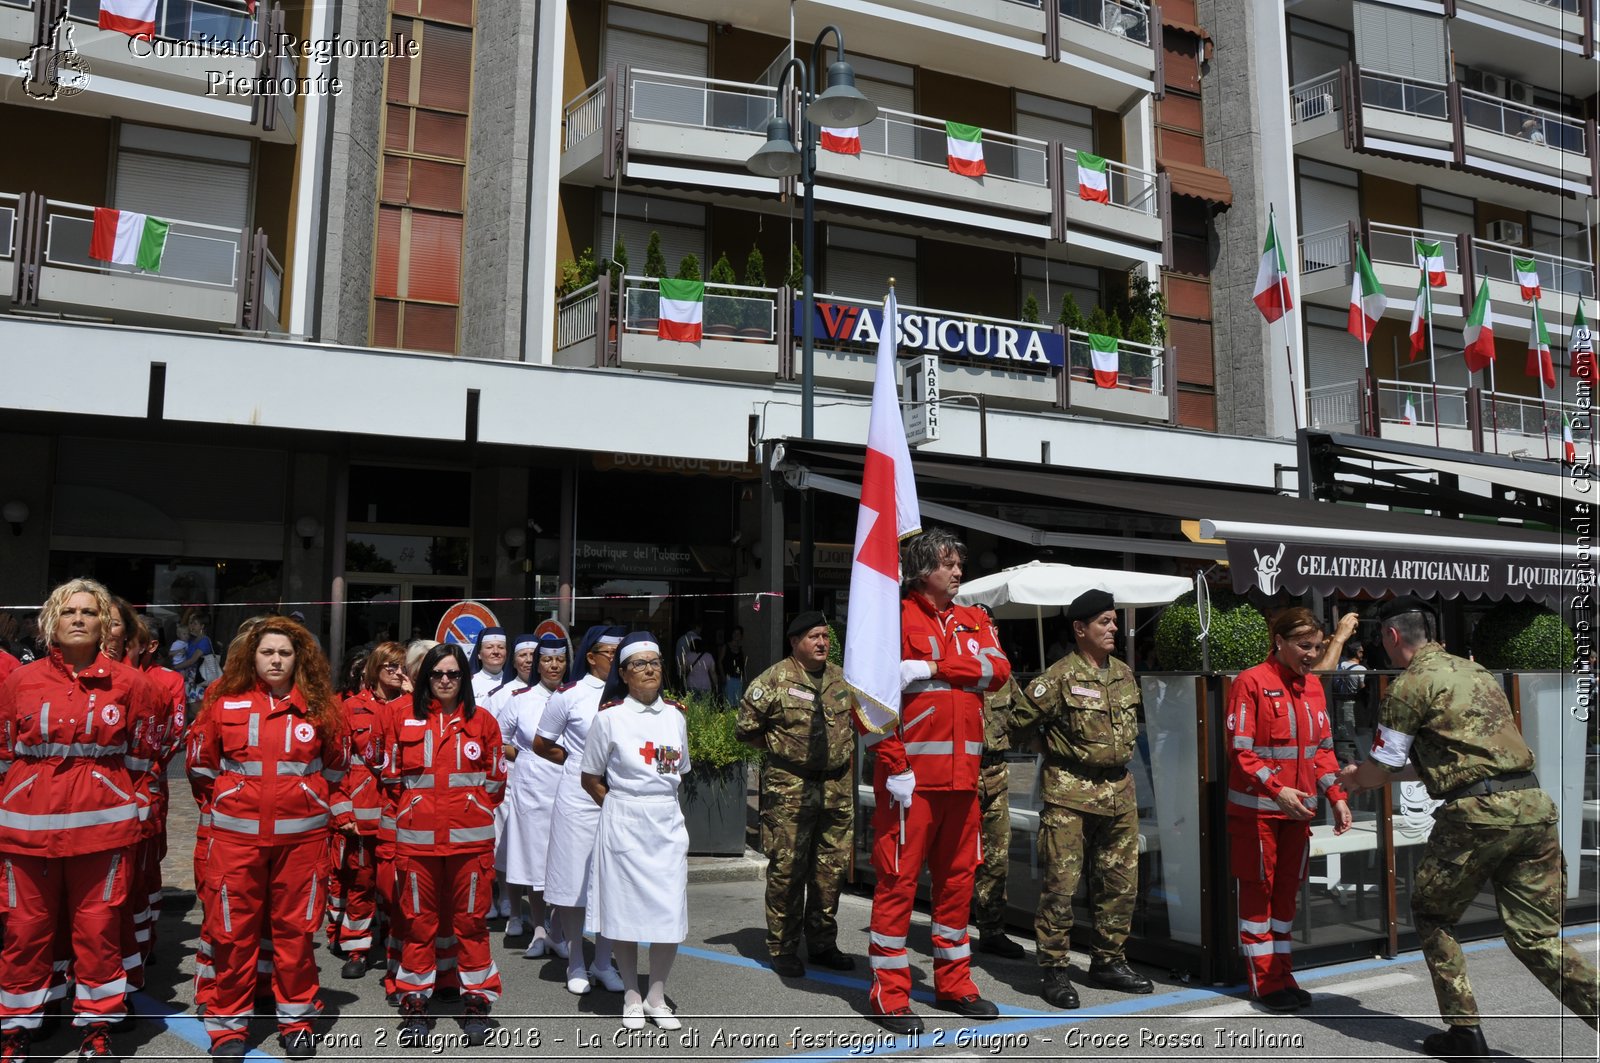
[1471, 604, 1575, 669]
[673, 688, 760, 768]
[1155, 587, 1270, 672]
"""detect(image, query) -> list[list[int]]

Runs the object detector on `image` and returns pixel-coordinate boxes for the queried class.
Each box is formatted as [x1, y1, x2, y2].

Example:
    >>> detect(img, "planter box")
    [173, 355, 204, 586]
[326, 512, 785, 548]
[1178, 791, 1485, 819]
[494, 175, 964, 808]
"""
[679, 761, 750, 855]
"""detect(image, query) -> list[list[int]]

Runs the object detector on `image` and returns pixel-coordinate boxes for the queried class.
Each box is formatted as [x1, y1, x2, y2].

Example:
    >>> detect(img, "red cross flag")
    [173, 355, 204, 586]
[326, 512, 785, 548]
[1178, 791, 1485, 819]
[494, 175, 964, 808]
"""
[845, 288, 922, 733]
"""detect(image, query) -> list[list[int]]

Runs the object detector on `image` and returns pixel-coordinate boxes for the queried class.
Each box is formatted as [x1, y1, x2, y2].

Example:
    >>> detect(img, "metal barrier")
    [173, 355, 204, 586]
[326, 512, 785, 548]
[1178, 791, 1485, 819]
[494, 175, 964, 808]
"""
[1376, 379, 1469, 427]
[1059, 0, 1151, 45]
[1067, 330, 1164, 393]
[1481, 390, 1578, 440]
[1309, 381, 1363, 430]
[1290, 71, 1341, 124]
[563, 79, 608, 152]
[557, 280, 601, 348]
[621, 276, 778, 339]
[42, 199, 242, 288]
[1299, 226, 1350, 274]
[1369, 222, 1461, 273]
[1474, 237, 1595, 299]
[1459, 88, 1587, 155]
[1359, 70, 1448, 120]
[628, 70, 776, 137]
[858, 106, 1049, 185]
[0, 192, 17, 260]
[1065, 147, 1159, 215]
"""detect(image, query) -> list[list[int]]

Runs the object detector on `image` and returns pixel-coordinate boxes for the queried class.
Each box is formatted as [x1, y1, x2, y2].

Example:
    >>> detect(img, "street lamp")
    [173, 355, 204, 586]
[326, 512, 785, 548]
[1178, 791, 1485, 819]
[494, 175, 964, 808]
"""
[747, 25, 877, 607]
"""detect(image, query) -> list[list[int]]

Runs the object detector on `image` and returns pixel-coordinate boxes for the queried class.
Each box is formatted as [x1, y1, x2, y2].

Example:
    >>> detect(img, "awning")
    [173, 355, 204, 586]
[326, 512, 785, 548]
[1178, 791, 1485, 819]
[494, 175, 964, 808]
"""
[1160, 161, 1233, 207]
[1342, 444, 1580, 500]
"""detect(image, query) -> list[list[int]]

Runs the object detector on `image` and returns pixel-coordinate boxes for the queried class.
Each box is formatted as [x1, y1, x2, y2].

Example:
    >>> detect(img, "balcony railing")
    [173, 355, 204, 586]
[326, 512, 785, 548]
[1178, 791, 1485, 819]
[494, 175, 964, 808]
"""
[621, 276, 778, 340]
[1369, 222, 1461, 274]
[0, 192, 16, 261]
[43, 200, 242, 288]
[1290, 72, 1341, 125]
[1299, 226, 1351, 275]
[557, 280, 601, 349]
[1376, 379, 1470, 428]
[1474, 238, 1596, 299]
[1065, 149, 1158, 215]
[1460, 89, 1588, 156]
[1359, 71, 1449, 121]
[1066, 330, 1164, 393]
[65, 0, 257, 42]
[628, 70, 776, 137]
[564, 79, 608, 152]
[1059, 0, 1151, 45]
[1481, 389, 1582, 441]
[860, 108, 1049, 186]
[1309, 381, 1363, 430]
[258, 242, 282, 332]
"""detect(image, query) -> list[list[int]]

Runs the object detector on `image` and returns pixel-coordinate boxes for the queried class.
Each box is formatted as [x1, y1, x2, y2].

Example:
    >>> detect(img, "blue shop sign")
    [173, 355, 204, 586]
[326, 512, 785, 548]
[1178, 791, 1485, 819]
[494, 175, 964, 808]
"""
[792, 301, 1064, 369]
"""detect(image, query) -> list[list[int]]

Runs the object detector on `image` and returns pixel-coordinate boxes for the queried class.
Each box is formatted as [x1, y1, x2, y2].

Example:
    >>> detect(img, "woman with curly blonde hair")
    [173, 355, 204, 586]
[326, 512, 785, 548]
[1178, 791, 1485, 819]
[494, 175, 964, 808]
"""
[186, 617, 349, 1060]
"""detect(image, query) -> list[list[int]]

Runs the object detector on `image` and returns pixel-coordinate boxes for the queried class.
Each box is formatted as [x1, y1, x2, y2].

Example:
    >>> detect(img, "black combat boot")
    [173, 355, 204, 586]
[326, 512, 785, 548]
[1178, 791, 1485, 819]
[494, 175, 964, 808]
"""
[1422, 1024, 1489, 1063]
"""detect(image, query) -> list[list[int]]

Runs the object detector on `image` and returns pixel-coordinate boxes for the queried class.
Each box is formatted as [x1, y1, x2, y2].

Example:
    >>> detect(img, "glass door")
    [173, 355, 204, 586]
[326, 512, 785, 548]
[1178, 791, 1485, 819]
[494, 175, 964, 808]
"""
[345, 578, 467, 648]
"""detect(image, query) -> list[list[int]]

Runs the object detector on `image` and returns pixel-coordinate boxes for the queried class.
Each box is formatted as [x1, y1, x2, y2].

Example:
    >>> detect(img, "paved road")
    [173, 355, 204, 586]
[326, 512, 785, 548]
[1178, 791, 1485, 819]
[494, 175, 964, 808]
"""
[17, 875, 1596, 1062]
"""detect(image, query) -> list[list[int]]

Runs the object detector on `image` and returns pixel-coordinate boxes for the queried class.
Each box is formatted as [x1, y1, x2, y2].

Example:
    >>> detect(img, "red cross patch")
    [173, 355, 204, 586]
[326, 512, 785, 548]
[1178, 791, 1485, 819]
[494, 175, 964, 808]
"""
[639, 741, 657, 764]
[463, 740, 482, 761]
[101, 704, 120, 726]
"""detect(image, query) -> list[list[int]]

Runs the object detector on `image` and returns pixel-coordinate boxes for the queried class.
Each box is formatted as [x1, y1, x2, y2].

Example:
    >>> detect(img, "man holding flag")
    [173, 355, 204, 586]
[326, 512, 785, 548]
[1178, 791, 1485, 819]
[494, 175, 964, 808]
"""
[841, 288, 1011, 1035]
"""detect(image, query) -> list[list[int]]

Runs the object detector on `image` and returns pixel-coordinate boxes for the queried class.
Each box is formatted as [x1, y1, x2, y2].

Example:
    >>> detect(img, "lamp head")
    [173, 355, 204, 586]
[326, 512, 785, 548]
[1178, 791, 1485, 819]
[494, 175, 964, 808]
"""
[806, 62, 877, 128]
[747, 116, 802, 178]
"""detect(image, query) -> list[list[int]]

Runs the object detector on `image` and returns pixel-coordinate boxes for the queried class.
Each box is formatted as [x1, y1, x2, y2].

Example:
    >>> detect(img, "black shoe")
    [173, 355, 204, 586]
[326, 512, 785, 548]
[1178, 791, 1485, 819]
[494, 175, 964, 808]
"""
[460, 993, 492, 1047]
[1041, 967, 1079, 1009]
[806, 947, 855, 971]
[398, 993, 432, 1045]
[1288, 985, 1313, 1007]
[1089, 959, 1153, 994]
[278, 1028, 316, 1061]
[77, 1023, 117, 1062]
[872, 1007, 923, 1036]
[769, 955, 805, 978]
[341, 953, 368, 981]
[1258, 988, 1301, 1013]
[979, 933, 1026, 959]
[937, 994, 999, 1019]
[209, 1039, 248, 1060]
[385, 990, 401, 1008]
[1422, 1024, 1489, 1063]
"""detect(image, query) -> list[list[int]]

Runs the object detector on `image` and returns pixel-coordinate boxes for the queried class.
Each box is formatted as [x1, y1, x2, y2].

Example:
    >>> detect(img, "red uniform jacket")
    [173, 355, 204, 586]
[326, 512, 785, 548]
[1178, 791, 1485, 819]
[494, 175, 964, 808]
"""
[0, 650, 161, 857]
[137, 664, 188, 839]
[377, 700, 506, 856]
[334, 689, 406, 836]
[1225, 658, 1348, 819]
[868, 592, 1011, 790]
[187, 684, 351, 846]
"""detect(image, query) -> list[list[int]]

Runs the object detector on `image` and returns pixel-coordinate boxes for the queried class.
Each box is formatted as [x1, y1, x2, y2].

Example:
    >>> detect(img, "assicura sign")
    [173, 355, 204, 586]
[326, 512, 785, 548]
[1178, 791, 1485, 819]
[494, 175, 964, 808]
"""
[794, 301, 1064, 369]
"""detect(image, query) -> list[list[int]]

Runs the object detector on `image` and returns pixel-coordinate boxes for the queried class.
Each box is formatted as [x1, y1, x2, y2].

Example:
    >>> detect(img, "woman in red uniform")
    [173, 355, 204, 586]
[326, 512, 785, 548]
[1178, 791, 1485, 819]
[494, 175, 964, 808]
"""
[1224, 606, 1353, 1012]
[0, 578, 160, 1063]
[380, 643, 506, 1046]
[187, 617, 348, 1060]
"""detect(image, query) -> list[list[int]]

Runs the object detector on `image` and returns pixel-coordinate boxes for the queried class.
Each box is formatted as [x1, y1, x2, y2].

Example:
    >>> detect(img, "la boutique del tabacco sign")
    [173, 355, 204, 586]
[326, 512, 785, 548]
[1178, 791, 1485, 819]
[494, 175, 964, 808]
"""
[794, 301, 1064, 369]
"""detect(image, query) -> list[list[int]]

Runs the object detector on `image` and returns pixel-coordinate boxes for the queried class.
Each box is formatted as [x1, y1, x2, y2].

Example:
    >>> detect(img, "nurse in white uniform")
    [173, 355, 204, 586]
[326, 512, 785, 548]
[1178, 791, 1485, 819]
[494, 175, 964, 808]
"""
[499, 633, 570, 954]
[580, 632, 691, 1032]
[480, 634, 539, 936]
[534, 625, 626, 993]
[469, 627, 509, 701]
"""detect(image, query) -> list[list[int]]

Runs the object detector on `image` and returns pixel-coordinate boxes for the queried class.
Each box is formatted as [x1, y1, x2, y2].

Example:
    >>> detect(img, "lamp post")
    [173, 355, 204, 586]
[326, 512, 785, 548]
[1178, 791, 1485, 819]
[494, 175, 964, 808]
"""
[747, 25, 878, 607]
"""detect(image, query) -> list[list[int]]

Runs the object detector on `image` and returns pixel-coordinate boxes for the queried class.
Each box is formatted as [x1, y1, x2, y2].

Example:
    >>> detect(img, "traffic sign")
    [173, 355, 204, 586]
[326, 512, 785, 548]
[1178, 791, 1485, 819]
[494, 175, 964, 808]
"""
[436, 601, 501, 647]
[533, 618, 571, 656]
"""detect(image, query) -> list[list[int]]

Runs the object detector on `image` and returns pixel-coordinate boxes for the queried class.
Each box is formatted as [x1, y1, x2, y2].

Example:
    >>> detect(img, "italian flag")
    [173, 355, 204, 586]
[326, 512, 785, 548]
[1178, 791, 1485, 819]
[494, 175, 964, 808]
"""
[1408, 274, 1429, 359]
[1347, 242, 1386, 342]
[656, 279, 704, 342]
[1077, 150, 1109, 203]
[1403, 392, 1419, 425]
[1415, 240, 1446, 287]
[945, 122, 986, 177]
[99, 0, 157, 38]
[1513, 257, 1541, 302]
[820, 127, 861, 155]
[89, 207, 169, 272]
[1087, 333, 1120, 388]
[1462, 279, 1495, 373]
[1569, 297, 1597, 384]
[1527, 300, 1555, 388]
[1564, 415, 1577, 463]
[1251, 215, 1292, 322]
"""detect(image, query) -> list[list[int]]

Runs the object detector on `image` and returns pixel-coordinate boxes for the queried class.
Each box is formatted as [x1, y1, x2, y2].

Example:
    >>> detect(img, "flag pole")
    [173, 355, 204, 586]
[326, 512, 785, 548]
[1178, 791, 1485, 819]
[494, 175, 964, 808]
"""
[1426, 266, 1440, 447]
[1536, 298, 1550, 460]
[1273, 204, 1303, 433]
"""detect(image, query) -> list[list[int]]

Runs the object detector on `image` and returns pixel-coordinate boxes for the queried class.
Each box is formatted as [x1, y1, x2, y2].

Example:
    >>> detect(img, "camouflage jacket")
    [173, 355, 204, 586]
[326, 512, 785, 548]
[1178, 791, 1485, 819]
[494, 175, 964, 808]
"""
[1013, 651, 1140, 815]
[1374, 643, 1537, 823]
[736, 657, 855, 773]
[982, 677, 1022, 754]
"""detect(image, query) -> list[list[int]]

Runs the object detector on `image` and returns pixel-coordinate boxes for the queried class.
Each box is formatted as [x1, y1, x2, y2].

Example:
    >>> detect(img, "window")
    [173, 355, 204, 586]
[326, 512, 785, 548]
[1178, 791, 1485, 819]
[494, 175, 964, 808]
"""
[1019, 257, 1099, 327]
[597, 192, 706, 280]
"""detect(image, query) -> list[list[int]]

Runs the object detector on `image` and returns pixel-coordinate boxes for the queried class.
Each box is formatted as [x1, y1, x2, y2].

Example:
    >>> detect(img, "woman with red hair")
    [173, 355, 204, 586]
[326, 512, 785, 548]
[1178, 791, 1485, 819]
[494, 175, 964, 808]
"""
[187, 617, 349, 1060]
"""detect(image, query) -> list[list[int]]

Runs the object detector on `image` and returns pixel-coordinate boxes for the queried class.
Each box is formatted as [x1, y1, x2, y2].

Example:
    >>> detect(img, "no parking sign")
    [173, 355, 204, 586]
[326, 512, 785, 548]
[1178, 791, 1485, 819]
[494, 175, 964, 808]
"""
[435, 601, 501, 648]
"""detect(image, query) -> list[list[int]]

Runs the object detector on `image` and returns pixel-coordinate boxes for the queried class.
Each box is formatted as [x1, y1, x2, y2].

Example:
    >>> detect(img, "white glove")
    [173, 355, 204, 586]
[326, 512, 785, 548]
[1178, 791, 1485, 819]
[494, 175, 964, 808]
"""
[898, 660, 933, 689]
[885, 770, 916, 808]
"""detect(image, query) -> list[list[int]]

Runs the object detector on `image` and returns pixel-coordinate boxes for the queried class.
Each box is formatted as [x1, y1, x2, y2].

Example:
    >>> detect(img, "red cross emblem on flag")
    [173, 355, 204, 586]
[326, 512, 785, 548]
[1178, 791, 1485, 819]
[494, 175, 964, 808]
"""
[639, 741, 657, 764]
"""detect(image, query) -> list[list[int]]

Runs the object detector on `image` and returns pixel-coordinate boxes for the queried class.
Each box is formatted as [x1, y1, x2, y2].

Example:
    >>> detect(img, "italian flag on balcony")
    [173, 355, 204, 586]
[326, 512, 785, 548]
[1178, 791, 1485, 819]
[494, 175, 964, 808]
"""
[98, 0, 157, 38]
[1347, 242, 1386, 342]
[656, 279, 704, 342]
[1415, 240, 1446, 287]
[1251, 215, 1292, 322]
[1076, 151, 1109, 203]
[1087, 333, 1120, 389]
[1564, 414, 1577, 463]
[1403, 391, 1419, 425]
[1462, 279, 1496, 373]
[1408, 274, 1429, 359]
[1569, 296, 1597, 384]
[820, 127, 861, 155]
[1513, 257, 1542, 302]
[945, 122, 986, 177]
[89, 207, 169, 272]
[1527, 300, 1555, 388]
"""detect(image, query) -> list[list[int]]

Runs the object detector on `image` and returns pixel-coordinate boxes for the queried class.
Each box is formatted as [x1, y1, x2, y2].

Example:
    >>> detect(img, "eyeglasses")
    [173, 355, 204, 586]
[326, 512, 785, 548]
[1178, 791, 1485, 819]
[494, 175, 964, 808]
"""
[381, 663, 404, 673]
[627, 658, 663, 672]
[430, 669, 462, 682]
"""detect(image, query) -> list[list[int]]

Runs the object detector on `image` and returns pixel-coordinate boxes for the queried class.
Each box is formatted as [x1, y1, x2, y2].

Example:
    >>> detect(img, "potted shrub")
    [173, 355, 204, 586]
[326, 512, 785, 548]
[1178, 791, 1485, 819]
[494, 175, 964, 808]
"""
[1155, 587, 1270, 672]
[740, 244, 771, 339]
[676, 689, 759, 855]
[1470, 604, 1575, 669]
[1058, 292, 1086, 332]
[554, 246, 597, 299]
[705, 252, 738, 337]
[1021, 291, 1041, 324]
[632, 231, 667, 329]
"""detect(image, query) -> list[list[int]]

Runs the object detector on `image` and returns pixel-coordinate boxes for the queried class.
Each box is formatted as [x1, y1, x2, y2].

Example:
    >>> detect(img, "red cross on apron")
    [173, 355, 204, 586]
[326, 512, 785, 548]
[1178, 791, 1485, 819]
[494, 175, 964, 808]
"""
[639, 741, 657, 764]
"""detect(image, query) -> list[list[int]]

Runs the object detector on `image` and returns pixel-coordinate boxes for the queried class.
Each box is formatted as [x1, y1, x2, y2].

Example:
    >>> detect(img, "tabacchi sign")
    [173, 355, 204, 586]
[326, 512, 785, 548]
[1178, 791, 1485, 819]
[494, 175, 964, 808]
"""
[793, 302, 1064, 369]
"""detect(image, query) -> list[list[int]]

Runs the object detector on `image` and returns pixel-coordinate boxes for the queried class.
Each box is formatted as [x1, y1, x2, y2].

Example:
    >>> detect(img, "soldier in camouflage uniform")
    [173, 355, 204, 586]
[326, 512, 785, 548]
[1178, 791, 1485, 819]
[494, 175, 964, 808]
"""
[1011, 589, 1152, 1009]
[972, 673, 1025, 958]
[1343, 598, 1599, 1062]
[735, 611, 857, 979]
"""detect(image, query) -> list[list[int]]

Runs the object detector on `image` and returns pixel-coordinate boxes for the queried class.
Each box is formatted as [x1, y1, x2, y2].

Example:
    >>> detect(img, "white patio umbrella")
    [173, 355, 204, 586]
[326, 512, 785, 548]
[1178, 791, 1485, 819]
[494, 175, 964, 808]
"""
[954, 560, 1193, 667]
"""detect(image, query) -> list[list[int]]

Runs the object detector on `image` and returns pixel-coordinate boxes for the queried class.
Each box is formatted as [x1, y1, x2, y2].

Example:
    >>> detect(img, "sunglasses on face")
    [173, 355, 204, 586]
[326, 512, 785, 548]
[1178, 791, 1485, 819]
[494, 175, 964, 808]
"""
[430, 669, 462, 682]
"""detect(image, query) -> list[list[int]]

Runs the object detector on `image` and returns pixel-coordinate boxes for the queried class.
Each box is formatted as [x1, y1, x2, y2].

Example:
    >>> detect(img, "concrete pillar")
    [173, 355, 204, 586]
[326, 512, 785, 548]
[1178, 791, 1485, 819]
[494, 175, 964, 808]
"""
[281, 452, 332, 645]
[0, 433, 54, 613]
[523, 0, 569, 363]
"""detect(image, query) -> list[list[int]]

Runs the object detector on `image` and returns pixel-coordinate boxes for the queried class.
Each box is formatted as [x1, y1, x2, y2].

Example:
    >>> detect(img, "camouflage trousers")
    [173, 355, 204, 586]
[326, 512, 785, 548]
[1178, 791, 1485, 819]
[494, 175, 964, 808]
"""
[1036, 801, 1139, 967]
[971, 760, 1011, 935]
[759, 763, 854, 959]
[1414, 813, 1599, 1029]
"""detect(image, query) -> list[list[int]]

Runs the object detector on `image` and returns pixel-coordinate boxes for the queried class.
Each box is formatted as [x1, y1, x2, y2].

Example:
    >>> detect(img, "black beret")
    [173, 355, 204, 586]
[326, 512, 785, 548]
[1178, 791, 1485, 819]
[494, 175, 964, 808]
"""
[1378, 596, 1436, 622]
[786, 611, 829, 638]
[1065, 588, 1116, 623]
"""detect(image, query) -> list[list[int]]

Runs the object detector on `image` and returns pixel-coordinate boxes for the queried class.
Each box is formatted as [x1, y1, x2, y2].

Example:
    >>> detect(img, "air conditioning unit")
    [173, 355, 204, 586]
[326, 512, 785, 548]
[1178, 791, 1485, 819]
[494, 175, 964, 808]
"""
[1483, 220, 1525, 245]
[1479, 72, 1508, 97]
[1507, 80, 1534, 105]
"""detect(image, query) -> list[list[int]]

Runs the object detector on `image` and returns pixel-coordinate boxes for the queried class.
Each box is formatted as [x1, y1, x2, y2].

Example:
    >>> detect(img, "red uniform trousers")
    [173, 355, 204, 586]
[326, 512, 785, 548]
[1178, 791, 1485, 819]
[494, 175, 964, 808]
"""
[200, 834, 326, 1047]
[379, 841, 458, 996]
[1230, 817, 1311, 997]
[116, 838, 160, 990]
[327, 832, 379, 953]
[0, 849, 132, 1030]
[867, 790, 981, 1014]
[392, 850, 500, 1003]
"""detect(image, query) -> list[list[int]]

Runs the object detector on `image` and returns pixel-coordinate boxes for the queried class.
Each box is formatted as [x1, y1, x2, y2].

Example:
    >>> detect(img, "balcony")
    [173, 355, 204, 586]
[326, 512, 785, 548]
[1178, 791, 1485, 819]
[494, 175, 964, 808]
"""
[1053, 0, 1157, 100]
[1064, 329, 1167, 421]
[1458, 90, 1594, 197]
[4, 0, 294, 141]
[1060, 148, 1163, 253]
[1451, 0, 1594, 89]
[4, 190, 281, 331]
[1373, 378, 1584, 460]
[1472, 238, 1593, 325]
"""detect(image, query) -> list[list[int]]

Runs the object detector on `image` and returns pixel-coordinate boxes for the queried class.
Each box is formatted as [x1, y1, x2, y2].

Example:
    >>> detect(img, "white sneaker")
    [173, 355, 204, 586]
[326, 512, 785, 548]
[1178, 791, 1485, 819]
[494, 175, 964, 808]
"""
[505, 916, 524, 937]
[523, 937, 548, 959]
[621, 1003, 645, 1030]
[566, 974, 592, 995]
[588, 965, 625, 992]
[550, 939, 571, 960]
[642, 1002, 680, 1031]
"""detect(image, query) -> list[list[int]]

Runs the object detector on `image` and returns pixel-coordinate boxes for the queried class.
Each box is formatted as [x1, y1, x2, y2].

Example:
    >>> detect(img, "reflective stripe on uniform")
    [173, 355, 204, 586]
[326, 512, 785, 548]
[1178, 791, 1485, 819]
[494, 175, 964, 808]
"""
[74, 978, 128, 1002]
[274, 815, 329, 834]
[930, 921, 967, 942]
[447, 772, 487, 788]
[1238, 917, 1271, 933]
[1227, 790, 1277, 812]
[869, 932, 905, 950]
[275, 759, 322, 777]
[1240, 941, 1273, 957]
[963, 741, 984, 756]
[1270, 918, 1294, 933]
[449, 825, 496, 844]
[13, 741, 128, 757]
[932, 944, 970, 961]
[221, 759, 264, 776]
[0, 804, 139, 831]
[211, 812, 260, 834]
[398, 828, 434, 845]
[400, 775, 436, 789]
[1231, 736, 1253, 749]
[1253, 746, 1299, 760]
[458, 962, 500, 987]
[869, 953, 909, 969]
[904, 741, 954, 755]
